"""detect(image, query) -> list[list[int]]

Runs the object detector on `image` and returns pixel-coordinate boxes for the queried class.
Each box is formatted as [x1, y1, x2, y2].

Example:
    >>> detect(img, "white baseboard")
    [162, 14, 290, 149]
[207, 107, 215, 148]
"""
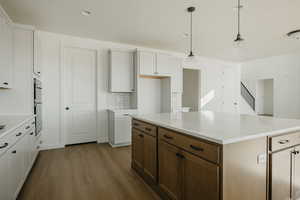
[108, 142, 131, 148]
[97, 138, 109, 144]
[41, 144, 64, 150]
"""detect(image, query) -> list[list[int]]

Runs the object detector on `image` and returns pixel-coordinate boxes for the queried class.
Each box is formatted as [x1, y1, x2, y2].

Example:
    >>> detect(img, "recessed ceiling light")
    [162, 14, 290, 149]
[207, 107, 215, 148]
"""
[287, 29, 300, 40]
[81, 10, 91, 16]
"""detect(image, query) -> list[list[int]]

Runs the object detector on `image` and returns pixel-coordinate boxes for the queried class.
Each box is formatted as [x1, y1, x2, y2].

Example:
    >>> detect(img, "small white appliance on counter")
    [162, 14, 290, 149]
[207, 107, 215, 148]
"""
[108, 109, 139, 147]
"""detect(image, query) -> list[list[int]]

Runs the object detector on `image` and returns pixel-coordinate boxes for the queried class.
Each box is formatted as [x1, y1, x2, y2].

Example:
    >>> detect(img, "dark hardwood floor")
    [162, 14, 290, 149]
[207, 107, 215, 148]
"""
[18, 143, 160, 200]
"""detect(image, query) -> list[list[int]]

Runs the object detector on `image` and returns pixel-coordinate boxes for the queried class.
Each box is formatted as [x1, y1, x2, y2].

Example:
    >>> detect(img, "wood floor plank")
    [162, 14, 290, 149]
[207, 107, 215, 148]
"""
[17, 143, 160, 200]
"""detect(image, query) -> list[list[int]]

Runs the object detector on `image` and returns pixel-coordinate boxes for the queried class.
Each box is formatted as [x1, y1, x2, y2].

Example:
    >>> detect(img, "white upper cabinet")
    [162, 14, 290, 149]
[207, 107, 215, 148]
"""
[109, 50, 135, 92]
[137, 50, 183, 93]
[33, 31, 41, 76]
[138, 51, 156, 76]
[156, 53, 173, 76]
[0, 14, 13, 89]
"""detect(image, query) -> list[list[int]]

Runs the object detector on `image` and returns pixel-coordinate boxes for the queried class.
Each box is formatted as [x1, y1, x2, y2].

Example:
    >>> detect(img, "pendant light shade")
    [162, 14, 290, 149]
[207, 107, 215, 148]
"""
[183, 6, 199, 66]
[234, 0, 245, 47]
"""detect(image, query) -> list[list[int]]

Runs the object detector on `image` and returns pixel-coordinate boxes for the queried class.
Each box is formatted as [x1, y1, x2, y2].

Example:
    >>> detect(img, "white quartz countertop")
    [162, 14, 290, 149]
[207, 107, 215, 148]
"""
[0, 115, 35, 139]
[132, 111, 300, 144]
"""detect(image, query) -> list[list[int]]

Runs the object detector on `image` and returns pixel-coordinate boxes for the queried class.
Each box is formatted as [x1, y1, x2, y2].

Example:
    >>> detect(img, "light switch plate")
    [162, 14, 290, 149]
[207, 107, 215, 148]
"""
[257, 153, 267, 164]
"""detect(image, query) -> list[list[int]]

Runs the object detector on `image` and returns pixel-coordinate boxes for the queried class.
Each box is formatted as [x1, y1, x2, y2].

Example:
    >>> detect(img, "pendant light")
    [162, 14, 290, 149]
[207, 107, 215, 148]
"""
[234, 0, 244, 46]
[183, 6, 199, 66]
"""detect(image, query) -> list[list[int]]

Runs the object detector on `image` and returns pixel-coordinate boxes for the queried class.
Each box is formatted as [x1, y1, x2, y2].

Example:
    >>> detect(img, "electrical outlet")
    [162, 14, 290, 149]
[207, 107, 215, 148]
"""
[257, 153, 267, 164]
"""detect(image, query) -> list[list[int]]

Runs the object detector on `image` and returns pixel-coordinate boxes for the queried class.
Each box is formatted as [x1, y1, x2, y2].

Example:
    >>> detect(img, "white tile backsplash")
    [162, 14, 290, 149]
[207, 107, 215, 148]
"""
[107, 93, 132, 109]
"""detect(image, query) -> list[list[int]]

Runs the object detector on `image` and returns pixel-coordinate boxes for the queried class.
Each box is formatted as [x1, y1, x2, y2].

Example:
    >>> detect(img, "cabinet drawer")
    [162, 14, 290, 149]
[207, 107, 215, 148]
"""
[132, 119, 157, 137]
[159, 128, 220, 164]
[269, 132, 300, 151]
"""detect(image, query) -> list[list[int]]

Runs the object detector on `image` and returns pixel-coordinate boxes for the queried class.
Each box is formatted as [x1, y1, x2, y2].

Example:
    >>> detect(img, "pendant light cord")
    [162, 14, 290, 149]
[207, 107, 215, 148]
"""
[238, 0, 241, 35]
[190, 10, 193, 56]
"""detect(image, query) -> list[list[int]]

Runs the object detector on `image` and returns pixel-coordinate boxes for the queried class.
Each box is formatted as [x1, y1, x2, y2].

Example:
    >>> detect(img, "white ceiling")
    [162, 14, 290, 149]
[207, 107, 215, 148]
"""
[1, 0, 300, 61]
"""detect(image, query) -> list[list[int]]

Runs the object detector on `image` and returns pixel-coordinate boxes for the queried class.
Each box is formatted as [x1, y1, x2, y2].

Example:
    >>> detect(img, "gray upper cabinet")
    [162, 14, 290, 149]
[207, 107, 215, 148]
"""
[0, 13, 13, 89]
[109, 50, 135, 93]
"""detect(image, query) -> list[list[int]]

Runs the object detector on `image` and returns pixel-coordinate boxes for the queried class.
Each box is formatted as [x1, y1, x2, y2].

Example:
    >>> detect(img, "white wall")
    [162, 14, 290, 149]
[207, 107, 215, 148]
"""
[138, 78, 162, 114]
[263, 79, 274, 115]
[256, 79, 274, 115]
[241, 52, 300, 119]
[38, 31, 183, 148]
[183, 58, 241, 113]
[182, 69, 200, 111]
[0, 26, 33, 115]
[38, 30, 241, 149]
[39, 32, 62, 149]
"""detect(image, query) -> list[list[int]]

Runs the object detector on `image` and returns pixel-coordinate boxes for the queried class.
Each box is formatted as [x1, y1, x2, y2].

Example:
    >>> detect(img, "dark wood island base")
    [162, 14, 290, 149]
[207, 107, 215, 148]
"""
[131, 118, 300, 200]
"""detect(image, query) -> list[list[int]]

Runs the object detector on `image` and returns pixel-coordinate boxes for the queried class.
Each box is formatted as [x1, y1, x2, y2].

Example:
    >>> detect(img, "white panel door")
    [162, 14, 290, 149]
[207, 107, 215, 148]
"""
[63, 47, 97, 145]
[222, 67, 240, 113]
[138, 51, 156, 75]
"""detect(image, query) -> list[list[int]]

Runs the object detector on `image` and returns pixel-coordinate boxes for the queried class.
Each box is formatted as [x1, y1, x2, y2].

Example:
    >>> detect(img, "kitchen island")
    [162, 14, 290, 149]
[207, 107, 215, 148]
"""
[131, 111, 300, 200]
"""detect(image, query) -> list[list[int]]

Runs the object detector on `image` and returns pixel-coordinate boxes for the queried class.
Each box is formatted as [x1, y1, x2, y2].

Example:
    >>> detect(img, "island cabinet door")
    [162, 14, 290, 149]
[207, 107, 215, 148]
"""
[293, 146, 300, 200]
[270, 148, 293, 200]
[181, 151, 220, 200]
[132, 129, 144, 172]
[159, 140, 182, 200]
[143, 133, 157, 182]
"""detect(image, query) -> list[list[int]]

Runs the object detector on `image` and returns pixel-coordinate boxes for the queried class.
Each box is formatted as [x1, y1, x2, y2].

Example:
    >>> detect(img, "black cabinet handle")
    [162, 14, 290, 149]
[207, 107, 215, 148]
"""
[25, 126, 30, 130]
[190, 145, 204, 151]
[12, 150, 17, 154]
[138, 134, 144, 138]
[30, 132, 34, 136]
[176, 152, 185, 159]
[16, 132, 22, 137]
[0, 143, 8, 149]
[163, 135, 173, 140]
[293, 150, 300, 155]
[278, 140, 289, 144]
[3, 82, 8, 85]
[65, 107, 70, 110]
[145, 128, 152, 132]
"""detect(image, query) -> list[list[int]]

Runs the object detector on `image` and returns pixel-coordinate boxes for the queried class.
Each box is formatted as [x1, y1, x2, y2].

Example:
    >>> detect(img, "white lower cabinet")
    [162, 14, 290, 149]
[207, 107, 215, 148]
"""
[9, 135, 27, 199]
[0, 152, 10, 200]
[108, 109, 139, 147]
[0, 119, 39, 200]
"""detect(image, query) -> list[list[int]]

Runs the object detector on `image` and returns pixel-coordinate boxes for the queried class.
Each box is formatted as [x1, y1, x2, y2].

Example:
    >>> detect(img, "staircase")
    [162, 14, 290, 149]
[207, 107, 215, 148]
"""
[241, 82, 255, 111]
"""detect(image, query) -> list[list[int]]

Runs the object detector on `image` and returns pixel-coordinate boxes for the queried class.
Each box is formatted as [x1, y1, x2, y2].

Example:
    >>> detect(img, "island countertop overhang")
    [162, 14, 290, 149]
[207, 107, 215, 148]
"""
[132, 111, 300, 145]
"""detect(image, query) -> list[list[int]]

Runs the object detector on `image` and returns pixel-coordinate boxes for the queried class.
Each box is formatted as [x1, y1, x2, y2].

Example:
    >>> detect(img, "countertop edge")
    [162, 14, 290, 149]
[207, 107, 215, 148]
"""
[0, 115, 35, 140]
[132, 116, 224, 144]
[132, 116, 300, 145]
